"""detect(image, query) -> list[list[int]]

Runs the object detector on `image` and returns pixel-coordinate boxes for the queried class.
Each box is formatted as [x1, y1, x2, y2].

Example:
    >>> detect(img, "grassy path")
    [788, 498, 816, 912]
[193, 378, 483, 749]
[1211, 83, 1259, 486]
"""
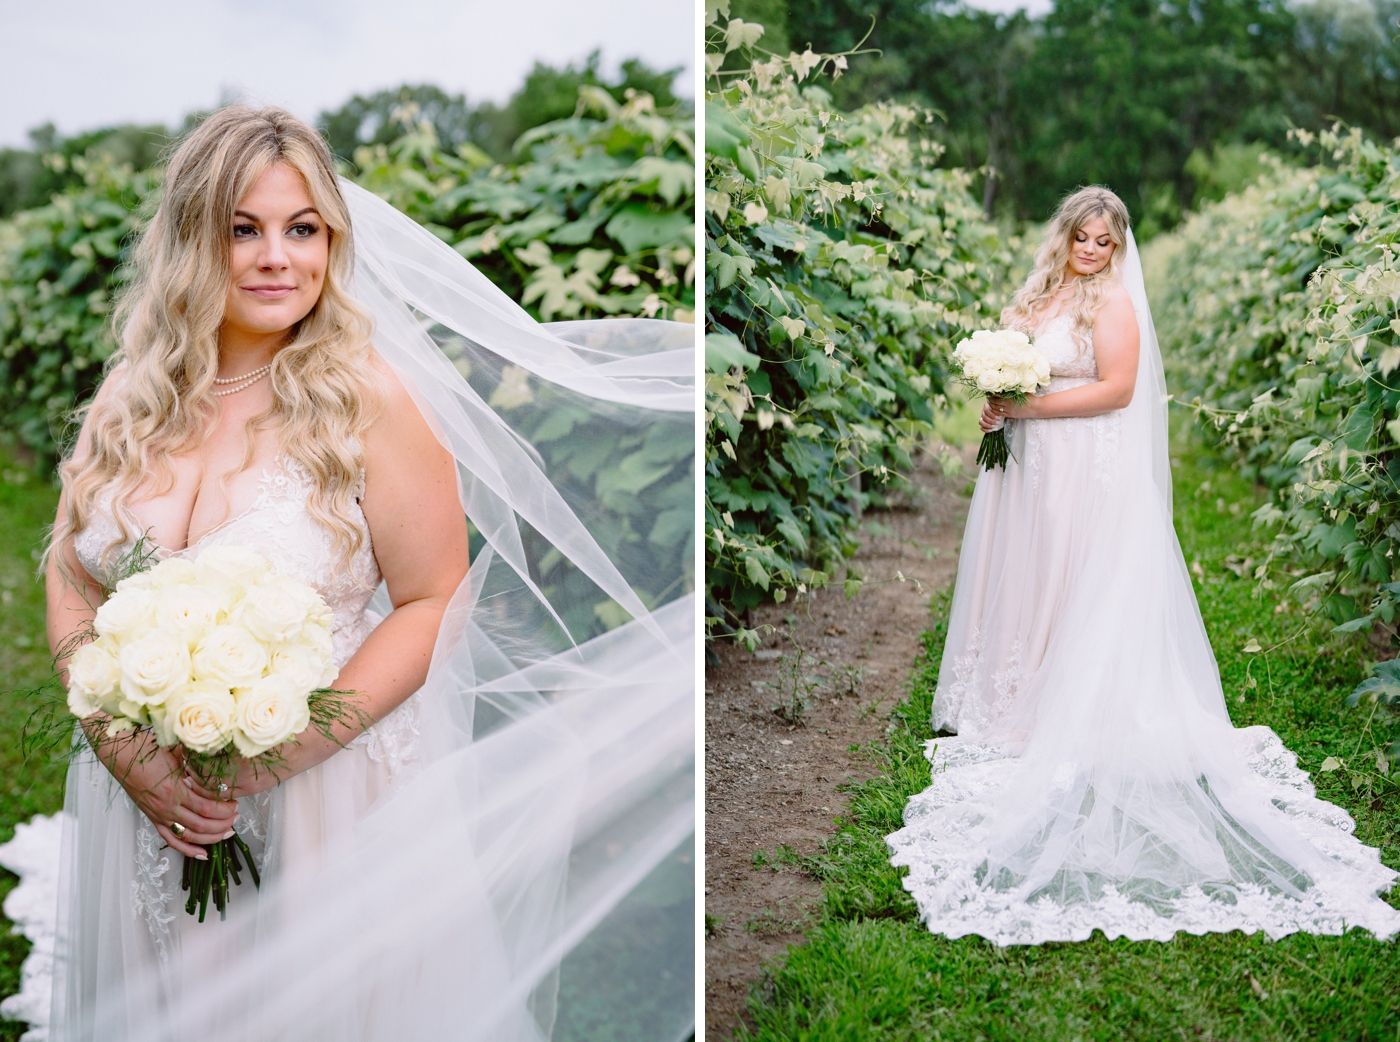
[739, 433, 1400, 1042]
[0, 462, 65, 1041]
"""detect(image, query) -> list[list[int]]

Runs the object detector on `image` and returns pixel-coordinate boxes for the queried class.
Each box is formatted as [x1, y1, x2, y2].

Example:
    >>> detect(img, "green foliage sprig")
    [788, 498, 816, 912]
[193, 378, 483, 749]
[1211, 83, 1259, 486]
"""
[704, 5, 1016, 630]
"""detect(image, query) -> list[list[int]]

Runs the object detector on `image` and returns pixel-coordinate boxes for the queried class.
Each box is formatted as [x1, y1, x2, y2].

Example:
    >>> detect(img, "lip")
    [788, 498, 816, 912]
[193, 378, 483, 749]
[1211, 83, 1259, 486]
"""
[241, 284, 297, 299]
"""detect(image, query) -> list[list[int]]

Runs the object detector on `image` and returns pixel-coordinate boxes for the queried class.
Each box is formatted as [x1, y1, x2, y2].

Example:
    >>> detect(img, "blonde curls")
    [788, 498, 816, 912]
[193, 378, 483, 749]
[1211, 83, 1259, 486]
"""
[1001, 186, 1130, 352]
[56, 105, 383, 570]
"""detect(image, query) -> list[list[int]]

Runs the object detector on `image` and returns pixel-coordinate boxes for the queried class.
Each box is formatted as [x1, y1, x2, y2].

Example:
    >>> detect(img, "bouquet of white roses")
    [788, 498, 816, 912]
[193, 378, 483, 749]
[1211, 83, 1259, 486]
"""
[64, 544, 361, 921]
[951, 328, 1052, 470]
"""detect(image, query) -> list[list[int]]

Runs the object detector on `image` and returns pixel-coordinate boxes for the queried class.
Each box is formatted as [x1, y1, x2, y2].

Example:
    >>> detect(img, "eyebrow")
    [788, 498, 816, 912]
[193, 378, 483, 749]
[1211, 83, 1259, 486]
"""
[233, 207, 321, 222]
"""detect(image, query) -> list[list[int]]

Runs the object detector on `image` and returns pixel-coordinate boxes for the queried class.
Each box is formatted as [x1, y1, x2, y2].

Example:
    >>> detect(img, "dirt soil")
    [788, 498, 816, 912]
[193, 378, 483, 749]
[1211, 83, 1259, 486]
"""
[703, 445, 976, 1039]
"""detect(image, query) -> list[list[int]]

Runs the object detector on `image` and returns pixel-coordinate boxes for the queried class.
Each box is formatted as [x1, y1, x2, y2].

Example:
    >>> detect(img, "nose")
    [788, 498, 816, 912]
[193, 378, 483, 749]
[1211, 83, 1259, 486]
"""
[257, 232, 289, 272]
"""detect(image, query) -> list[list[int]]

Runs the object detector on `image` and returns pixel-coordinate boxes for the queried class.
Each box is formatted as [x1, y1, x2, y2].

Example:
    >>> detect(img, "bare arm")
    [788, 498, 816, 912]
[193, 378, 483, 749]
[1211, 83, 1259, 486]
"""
[217, 362, 470, 793]
[980, 287, 1140, 431]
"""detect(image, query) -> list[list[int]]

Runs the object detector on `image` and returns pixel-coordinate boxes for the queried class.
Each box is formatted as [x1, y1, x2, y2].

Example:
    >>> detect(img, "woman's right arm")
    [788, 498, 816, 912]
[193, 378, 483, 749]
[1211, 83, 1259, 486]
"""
[46, 387, 237, 858]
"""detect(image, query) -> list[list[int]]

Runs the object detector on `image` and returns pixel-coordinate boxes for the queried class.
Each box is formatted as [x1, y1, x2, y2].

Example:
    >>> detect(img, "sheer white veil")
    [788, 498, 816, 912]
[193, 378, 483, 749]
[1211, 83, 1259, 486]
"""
[102, 180, 696, 1039]
[1121, 228, 1174, 517]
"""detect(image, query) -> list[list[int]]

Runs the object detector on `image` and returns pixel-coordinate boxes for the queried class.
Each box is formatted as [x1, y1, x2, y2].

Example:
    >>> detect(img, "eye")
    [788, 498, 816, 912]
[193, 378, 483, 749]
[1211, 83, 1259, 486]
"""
[233, 223, 257, 238]
[288, 222, 321, 238]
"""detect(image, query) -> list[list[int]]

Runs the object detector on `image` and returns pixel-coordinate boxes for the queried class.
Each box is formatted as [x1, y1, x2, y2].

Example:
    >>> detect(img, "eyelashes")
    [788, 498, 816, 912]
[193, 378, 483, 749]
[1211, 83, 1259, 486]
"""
[231, 222, 322, 239]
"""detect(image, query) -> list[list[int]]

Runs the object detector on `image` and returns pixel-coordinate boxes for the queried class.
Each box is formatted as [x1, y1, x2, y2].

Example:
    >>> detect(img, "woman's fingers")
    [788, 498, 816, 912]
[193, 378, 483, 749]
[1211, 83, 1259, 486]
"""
[155, 823, 213, 860]
[180, 779, 239, 817]
[171, 806, 239, 837]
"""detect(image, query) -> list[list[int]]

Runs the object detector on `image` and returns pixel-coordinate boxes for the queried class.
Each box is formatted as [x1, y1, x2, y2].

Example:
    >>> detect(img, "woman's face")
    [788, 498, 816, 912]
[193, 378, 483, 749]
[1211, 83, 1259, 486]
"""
[222, 163, 328, 343]
[1066, 215, 1115, 277]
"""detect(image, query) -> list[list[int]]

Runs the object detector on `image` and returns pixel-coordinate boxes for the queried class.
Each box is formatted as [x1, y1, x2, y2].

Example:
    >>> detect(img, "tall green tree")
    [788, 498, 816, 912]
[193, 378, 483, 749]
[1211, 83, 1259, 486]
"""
[318, 55, 687, 165]
[773, 0, 1400, 228]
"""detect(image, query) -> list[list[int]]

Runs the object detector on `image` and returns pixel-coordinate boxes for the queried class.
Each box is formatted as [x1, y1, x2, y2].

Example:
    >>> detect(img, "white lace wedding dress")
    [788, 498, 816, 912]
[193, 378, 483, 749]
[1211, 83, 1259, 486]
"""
[886, 236, 1400, 946]
[53, 454, 427, 1039]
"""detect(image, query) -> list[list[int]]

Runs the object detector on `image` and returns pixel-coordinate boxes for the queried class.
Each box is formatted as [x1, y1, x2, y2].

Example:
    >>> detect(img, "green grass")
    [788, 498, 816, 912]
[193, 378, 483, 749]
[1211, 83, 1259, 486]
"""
[739, 429, 1400, 1042]
[0, 460, 67, 1040]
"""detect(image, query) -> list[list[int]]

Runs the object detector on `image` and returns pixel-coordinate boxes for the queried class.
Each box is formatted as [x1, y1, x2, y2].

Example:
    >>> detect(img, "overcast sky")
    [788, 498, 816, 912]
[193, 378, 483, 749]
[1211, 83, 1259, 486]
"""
[0, 0, 693, 147]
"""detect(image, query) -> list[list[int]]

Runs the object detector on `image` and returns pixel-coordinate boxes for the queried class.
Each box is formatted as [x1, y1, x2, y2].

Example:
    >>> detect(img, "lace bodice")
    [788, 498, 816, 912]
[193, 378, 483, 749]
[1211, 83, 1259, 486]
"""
[74, 457, 381, 665]
[1035, 313, 1098, 389]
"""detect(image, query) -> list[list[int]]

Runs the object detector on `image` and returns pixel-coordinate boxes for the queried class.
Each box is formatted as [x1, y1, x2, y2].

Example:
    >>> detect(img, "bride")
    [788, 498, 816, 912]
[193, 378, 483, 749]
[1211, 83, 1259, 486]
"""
[886, 186, 1400, 945]
[43, 107, 694, 1038]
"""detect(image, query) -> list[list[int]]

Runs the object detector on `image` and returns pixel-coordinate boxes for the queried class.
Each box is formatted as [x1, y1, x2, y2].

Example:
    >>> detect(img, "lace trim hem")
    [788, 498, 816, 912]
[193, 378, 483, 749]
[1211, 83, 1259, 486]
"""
[886, 731, 1400, 946]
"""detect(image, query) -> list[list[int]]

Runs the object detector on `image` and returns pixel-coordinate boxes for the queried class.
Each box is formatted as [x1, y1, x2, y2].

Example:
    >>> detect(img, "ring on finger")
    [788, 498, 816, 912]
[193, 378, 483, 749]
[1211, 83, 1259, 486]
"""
[170, 821, 186, 839]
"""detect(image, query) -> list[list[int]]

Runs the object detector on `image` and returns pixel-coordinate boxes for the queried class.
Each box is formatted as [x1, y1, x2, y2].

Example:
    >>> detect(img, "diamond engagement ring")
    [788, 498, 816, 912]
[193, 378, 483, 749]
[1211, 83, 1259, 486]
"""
[218, 782, 230, 797]
[170, 822, 186, 838]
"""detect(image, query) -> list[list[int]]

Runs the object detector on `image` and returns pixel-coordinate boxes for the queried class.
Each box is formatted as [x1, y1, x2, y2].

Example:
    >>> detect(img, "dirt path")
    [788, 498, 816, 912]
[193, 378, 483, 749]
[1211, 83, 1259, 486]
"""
[703, 446, 975, 1039]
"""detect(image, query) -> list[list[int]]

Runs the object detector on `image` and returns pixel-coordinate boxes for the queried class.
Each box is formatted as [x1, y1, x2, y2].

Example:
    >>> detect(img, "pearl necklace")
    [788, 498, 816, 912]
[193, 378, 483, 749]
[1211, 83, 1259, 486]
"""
[211, 363, 272, 397]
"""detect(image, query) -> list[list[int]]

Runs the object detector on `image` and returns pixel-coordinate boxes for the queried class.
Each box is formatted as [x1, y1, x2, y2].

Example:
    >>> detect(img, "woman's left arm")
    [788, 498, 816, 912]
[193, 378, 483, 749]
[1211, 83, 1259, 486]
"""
[998, 287, 1140, 422]
[216, 367, 469, 793]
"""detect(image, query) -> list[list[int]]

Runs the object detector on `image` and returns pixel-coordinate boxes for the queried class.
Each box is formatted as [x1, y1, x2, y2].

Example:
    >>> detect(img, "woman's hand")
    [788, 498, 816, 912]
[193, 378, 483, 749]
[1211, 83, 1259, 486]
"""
[184, 747, 309, 802]
[110, 738, 240, 859]
[979, 397, 1035, 432]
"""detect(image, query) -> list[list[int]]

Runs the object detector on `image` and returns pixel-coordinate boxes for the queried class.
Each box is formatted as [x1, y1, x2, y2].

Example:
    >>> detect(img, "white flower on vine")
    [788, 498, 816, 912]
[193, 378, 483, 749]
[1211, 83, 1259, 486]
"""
[789, 49, 821, 82]
[610, 266, 642, 288]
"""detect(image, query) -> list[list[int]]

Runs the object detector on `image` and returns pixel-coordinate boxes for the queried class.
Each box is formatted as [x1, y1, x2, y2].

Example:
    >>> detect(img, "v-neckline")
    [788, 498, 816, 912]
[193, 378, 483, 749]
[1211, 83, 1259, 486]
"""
[123, 456, 285, 556]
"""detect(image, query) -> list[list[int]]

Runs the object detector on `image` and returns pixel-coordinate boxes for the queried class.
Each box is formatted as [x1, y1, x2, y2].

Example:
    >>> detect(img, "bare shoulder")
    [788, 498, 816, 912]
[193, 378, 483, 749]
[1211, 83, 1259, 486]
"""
[360, 353, 452, 475]
[1095, 284, 1138, 328]
[1101, 282, 1135, 313]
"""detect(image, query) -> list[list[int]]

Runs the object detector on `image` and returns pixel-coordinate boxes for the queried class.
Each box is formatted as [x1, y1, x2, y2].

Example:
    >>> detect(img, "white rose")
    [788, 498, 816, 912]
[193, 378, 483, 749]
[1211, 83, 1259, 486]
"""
[977, 370, 1006, 393]
[236, 582, 307, 644]
[194, 545, 272, 588]
[192, 625, 268, 688]
[233, 674, 311, 756]
[66, 641, 120, 718]
[139, 558, 200, 590]
[267, 642, 336, 694]
[163, 681, 238, 754]
[1034, 355, 1051, 382]
[94, 587, 156, 642]
[297, 620, 335, 663]
[154, 583, 223, 646]
[117, 630, 192, 707]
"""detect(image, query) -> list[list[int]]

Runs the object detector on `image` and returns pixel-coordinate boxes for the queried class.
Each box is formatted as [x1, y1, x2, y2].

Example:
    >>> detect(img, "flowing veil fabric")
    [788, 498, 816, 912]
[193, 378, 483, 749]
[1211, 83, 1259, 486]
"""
[51, 179, 695, 1039]
[887, 230, 1400, 945]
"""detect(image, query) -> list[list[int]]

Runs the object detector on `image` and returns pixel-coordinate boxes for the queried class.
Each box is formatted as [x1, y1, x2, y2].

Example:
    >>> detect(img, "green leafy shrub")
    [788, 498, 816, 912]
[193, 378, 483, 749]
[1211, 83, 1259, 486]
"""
[703, 6, 1015, 628]
[0, 156, 156, 467]
[351, 89, 694, 323]
[1154, 125, 1400, 639]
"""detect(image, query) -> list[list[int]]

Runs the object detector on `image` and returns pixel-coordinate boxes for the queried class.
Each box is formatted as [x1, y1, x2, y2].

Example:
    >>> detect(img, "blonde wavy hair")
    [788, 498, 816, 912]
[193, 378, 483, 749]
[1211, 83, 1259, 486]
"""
[56, 105, 382, 569]
[1001, 186, 1130, 352]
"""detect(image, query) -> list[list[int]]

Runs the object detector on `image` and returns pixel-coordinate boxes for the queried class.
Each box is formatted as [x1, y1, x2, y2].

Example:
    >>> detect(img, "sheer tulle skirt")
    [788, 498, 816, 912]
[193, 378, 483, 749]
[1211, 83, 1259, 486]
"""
[889, 399, 1400, 946]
